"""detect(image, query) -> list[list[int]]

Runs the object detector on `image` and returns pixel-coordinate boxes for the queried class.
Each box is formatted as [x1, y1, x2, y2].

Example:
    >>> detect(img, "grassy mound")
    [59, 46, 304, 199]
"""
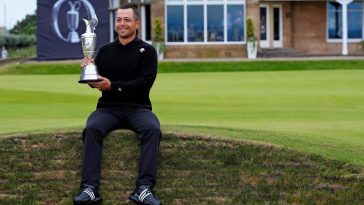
[0, 131, 363, 205]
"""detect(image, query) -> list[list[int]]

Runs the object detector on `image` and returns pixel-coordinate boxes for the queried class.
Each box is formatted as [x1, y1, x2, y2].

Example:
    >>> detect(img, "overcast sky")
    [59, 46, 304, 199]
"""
[0, 0, 37, 29]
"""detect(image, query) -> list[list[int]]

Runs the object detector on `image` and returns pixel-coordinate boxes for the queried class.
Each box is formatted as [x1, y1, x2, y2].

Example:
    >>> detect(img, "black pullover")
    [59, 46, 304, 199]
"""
[94, 38, 157, 110]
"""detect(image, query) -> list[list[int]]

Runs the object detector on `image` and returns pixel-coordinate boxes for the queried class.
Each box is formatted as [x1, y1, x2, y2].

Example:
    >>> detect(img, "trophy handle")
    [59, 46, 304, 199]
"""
[90, 15, 98, 33]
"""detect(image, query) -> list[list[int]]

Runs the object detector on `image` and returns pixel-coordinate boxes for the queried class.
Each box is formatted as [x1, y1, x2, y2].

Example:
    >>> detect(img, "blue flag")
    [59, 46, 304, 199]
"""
[37, 0, 110, 60]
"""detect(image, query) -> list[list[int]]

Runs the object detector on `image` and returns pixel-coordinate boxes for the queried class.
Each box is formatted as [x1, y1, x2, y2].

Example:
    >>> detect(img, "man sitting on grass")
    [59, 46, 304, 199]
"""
[73, 3, 162, 205]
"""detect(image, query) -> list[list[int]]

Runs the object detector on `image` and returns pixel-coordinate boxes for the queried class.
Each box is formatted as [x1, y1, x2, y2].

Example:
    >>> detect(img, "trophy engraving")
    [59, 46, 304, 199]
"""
[79, 15, 101, 83]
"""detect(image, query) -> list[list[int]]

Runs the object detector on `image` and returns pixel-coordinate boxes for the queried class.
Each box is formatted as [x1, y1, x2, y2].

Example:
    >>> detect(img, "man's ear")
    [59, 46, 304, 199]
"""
[136, 20, 141, 30]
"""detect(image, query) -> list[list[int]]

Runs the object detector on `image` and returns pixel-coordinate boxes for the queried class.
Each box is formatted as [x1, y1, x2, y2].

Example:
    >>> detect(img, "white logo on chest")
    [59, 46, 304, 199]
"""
[139, 48, 145, 53]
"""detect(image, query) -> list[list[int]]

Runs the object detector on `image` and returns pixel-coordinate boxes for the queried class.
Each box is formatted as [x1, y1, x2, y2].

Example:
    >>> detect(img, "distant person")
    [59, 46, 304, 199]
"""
[73, 3, 162, 205]
[1, 46, 8, 59]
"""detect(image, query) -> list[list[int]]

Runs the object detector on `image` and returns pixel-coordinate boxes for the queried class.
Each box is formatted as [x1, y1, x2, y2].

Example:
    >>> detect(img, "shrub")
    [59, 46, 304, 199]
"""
[0, 35, 5, 47]
[0, 34, 36, 48]
[153, 19, 164, 42]
[247, 18, 256, 41]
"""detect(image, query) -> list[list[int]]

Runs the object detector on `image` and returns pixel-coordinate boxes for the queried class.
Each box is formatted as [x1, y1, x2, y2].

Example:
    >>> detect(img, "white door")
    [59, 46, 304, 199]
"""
[260, 5, 283, 48]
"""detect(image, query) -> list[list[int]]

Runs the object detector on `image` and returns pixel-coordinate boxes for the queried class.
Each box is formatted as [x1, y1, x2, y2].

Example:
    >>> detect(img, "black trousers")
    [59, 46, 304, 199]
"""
[80, 107, 162, 190]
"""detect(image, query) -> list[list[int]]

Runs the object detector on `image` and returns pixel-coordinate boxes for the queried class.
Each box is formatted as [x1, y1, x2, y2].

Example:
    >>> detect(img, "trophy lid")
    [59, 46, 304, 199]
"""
[83, 15, 98, 33]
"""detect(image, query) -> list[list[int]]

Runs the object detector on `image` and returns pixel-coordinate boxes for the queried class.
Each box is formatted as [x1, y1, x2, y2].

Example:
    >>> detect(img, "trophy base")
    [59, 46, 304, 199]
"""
[78, 78, 102, 83]
[79, 63, 100, 84]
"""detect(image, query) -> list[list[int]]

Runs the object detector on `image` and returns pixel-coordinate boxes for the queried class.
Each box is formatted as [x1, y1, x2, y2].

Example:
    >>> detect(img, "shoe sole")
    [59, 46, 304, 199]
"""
[73, 197, 102, 205]
[128, 195, 141, 204]
[128, 195, 162, 205]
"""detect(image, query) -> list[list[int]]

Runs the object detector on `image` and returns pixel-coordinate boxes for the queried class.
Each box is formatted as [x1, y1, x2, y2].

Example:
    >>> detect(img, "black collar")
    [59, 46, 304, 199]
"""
[114, 37, 139, 47]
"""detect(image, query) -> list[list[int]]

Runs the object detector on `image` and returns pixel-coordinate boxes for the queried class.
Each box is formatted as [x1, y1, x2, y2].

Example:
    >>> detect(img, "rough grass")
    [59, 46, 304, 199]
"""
[0, 131, 363, 205]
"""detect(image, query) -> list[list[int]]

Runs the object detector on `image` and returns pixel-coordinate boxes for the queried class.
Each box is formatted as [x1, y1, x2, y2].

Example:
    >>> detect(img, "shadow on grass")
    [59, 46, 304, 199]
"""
[0, 131, 363, 204]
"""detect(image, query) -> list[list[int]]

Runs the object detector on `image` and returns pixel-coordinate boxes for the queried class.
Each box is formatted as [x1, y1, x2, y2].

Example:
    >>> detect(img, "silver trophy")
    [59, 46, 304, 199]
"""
[79, 15, 101, 83]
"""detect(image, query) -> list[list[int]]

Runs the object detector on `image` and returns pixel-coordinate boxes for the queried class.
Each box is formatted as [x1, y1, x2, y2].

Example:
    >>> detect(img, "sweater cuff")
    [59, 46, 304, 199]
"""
[111, 81, 123, 92]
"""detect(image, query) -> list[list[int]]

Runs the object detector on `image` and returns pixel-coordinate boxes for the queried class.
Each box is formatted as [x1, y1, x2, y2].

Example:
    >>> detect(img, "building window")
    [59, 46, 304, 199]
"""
[327, 1, 363, 40]
[227, 5, 245, 41]
[167, 5, 184, 42]
[166, 0, 246, 44]
[188, 5, 204, 42]
[207, 5, 224, 42]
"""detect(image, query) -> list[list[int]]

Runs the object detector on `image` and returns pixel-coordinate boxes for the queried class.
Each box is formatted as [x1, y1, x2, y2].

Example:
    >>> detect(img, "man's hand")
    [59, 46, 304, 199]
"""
[80, 57, 93, 68]
[88, 76, 111, 91]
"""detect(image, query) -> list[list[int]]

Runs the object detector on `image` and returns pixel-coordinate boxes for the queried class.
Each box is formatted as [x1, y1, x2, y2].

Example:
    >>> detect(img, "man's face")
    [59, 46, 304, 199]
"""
[115, 8, 140, 39]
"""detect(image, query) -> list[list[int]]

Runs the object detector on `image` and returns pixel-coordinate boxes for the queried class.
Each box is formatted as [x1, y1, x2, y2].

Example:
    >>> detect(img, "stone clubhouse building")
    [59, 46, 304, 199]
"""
[111, 0, 364, 58]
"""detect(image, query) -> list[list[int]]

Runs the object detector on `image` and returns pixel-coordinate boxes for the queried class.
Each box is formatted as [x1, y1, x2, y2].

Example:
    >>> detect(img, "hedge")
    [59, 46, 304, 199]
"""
[0, 34, 36, 48]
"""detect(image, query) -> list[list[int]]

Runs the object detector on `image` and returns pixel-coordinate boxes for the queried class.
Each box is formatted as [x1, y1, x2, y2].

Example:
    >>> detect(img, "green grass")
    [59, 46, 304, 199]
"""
[0, 69, 363, 166]
[0, 75, 96, 134]
[0, 131, 363, 204]
[1, 61, 364, 204]
[7, 45, 36, 59]
[1, 59, 364, 75]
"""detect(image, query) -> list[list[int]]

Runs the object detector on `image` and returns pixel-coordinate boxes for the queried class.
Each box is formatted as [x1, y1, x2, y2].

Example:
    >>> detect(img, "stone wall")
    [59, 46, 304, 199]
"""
[290, 1, 363, 54]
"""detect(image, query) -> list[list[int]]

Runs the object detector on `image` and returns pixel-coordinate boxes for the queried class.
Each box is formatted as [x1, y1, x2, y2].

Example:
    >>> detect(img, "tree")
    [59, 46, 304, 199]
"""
[0, 13, 36, 49]
[153, 19, 163, 42]
[9, 14, 36, 35]
[152, 19, 165, 60]
[246, 18, 256, 41]
[246, 18, 257, 59]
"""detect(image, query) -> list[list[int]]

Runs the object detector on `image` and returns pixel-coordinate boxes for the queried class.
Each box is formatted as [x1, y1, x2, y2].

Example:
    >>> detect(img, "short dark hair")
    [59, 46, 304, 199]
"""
[120, 3, 140, 20]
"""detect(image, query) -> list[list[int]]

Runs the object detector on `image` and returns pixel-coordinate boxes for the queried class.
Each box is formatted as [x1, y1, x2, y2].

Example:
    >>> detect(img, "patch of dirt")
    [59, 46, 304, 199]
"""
[0, 193, 18, 199]
[33, 170, 75, 180]
[315, 183, 345, 193]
